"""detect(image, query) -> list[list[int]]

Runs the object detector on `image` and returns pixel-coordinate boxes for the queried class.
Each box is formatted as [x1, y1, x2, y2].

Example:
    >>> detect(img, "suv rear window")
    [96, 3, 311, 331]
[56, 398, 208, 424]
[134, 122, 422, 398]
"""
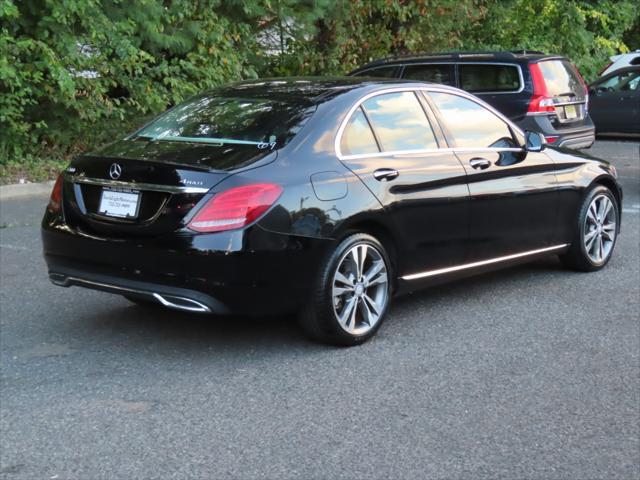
[459, 64, 521, 92]
[537, 60, 583, 97]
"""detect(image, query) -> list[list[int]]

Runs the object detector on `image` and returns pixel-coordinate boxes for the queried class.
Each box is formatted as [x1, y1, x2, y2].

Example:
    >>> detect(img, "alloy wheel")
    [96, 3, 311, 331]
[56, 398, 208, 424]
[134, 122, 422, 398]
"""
[584, 194, 616, 264]
[332, 243, 389, 335]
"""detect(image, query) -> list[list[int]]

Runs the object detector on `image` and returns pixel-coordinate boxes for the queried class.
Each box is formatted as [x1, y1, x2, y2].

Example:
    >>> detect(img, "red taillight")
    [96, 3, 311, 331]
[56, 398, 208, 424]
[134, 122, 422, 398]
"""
[188, 183, 283, 233]
[545, 135, 559, 144]
[528, 63, 555, 114]
[48, 174, 64, 213]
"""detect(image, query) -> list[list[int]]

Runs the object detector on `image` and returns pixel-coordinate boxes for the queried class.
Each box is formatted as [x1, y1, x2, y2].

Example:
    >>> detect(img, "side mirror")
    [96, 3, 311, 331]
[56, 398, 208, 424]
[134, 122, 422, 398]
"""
[525, 130, 546, 152]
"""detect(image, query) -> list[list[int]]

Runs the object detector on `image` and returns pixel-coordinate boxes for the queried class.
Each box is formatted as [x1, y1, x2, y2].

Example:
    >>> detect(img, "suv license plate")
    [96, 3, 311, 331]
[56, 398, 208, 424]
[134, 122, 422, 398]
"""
[564, 104, 578, 119]
[98, 189, 140, 218]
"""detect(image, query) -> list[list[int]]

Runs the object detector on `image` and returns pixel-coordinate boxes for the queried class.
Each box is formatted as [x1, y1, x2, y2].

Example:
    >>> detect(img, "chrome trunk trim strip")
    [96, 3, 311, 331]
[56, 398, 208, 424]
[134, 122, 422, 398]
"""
[70, 176, 210, 194]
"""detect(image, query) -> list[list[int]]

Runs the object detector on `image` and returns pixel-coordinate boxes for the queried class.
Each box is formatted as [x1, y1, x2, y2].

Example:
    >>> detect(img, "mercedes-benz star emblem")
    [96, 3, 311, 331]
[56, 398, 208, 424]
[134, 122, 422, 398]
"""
[109, 163, 122, 180]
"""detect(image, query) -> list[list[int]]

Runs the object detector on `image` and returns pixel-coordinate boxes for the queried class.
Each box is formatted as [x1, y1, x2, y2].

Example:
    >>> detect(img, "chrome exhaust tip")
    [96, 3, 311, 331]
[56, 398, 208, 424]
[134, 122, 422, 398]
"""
[152, 293, 211, 313]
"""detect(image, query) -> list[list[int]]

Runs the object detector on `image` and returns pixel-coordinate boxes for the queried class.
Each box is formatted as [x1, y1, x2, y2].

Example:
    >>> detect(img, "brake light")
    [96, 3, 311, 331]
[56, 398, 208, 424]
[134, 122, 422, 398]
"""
[545, 135, 559, 144]
[47, 174, 64, 213]
[188, 183, 282, 233]
[528, 63, 555, 114]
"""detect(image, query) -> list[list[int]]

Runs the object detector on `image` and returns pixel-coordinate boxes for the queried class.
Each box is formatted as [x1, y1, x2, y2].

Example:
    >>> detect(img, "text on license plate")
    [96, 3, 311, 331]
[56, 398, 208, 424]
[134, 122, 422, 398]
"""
[98, 189, 140, 218]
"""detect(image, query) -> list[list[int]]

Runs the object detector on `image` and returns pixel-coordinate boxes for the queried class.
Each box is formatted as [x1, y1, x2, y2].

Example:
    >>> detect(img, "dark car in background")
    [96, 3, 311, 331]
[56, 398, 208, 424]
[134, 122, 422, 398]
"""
[588, 66, 639, 135]
[43, 78, 621, 346]
[349, 51, 595, 149]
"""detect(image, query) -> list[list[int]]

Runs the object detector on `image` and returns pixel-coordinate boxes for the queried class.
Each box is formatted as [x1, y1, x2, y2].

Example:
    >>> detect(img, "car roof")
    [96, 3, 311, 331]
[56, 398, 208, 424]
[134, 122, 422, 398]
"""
[209, 77, 458, 105]
[351, 50, 565, 73]
[592, 65, 640, 84]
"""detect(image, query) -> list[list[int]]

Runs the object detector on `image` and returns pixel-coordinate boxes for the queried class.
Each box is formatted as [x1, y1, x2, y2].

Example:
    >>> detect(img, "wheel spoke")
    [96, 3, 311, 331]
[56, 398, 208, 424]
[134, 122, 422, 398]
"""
[338, 296, 357, 328]
[602, 197, 613, 220]
[334, 270, 354, 287]
[587, 203, 598, 225]
[584, 229, 597, 244]
[597, 235, 604, 261]
[333, 285, 353, 296]
[357, 245, 368, 279]
[585, 231, 597, 252]
[359, 298, 373, 326]
[364, 260, 384, 284]
[363, 294, 382, 317]
[346, 297, 358, 331]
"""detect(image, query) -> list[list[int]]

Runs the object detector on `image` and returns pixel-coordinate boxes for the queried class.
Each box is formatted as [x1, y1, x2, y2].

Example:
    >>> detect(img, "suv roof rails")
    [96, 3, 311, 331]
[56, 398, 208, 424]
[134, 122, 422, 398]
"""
[357, 50, 552, 70]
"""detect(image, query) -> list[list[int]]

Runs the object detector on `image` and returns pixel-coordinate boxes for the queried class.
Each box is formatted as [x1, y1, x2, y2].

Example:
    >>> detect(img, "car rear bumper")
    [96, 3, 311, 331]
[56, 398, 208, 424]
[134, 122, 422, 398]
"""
[519, 114, 596, 149]
[42, 219, 332, 316]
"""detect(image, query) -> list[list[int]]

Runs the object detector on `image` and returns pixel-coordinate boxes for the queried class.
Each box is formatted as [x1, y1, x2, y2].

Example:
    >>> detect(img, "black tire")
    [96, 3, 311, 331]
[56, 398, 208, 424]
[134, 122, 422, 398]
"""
[298, 233, 393, 346]
[560, 184, 619, 272]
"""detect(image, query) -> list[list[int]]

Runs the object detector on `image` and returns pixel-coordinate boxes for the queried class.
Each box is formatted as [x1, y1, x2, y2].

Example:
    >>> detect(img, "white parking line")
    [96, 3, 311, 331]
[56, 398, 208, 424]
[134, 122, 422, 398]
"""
[0, 244, 30, 251]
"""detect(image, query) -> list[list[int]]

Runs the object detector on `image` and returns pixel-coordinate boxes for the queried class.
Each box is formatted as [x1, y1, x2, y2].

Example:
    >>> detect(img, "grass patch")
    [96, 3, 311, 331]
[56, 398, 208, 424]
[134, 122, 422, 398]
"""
[0, 158, 69, 185]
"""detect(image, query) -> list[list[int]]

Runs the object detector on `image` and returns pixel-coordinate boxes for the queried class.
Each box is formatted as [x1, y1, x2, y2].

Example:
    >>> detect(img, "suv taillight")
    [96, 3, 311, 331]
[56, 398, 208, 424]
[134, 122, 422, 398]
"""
[187, 183, 282, 233]
[47, 174, 64, 213]
[528, 63, 555, 114]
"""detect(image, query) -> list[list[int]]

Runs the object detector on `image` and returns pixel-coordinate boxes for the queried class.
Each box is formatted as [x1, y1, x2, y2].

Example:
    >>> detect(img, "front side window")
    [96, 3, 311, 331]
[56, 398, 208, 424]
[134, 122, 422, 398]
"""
[135, 95, 315, 148]
[429, 92, 515, 148]
[361, 91, 438, 152]
[595, 71, 640, 92]
[340, 107, 379, 156]
[459, 64, 521, 92]
[403, 64, 455, 86]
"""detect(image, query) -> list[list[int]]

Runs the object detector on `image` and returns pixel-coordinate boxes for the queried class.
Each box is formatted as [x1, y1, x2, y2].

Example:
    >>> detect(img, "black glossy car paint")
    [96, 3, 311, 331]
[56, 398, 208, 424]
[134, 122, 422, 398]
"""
[42, 78, 621, 317]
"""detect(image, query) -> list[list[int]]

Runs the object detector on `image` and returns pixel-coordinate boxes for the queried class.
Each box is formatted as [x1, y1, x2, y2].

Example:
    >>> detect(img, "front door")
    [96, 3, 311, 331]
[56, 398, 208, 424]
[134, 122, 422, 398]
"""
[426, 90, 559, 261]
[590, 69, 640, 133]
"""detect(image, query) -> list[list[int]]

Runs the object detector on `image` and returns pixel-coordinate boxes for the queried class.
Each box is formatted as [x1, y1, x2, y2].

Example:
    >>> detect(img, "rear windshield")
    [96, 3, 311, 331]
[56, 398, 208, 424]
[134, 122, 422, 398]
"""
[537, 60, 584, 97]
[459, 64, 521, 92]
[135, 95, 315, 149]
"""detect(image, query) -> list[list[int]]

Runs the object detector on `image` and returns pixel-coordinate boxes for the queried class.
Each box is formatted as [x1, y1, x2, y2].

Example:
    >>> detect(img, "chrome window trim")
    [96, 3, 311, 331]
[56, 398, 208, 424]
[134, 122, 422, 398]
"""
[69, 175, 210, 194]
[335, 86, 525, 160]
[402, 244, 569, 281]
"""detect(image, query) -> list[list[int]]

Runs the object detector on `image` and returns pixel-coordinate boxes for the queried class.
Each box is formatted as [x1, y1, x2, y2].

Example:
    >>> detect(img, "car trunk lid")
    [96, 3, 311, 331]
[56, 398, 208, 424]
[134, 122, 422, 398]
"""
[62, 139, 277, 237]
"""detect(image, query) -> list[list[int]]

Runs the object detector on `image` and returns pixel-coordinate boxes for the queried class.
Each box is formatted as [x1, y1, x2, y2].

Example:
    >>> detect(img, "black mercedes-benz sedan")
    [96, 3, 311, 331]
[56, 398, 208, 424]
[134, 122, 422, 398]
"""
[42, 78, 622, 345]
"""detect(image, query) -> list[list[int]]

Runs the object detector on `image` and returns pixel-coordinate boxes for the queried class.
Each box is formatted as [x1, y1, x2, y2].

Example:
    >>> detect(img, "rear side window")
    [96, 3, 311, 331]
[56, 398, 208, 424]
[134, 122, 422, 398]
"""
[340, 107, 379, 156]
[537, 60, 583, 96]
[362, 91, 438, 152]
[403, 64, 455, 86]
[352, 66, 398, 78]
[459, 64, 521, 92]
[429, 92, 515, 148]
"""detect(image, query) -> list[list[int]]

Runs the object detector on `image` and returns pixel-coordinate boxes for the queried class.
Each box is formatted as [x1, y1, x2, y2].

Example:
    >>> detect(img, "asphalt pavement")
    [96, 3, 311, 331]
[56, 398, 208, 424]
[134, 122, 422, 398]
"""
[1, 140, 639, 479]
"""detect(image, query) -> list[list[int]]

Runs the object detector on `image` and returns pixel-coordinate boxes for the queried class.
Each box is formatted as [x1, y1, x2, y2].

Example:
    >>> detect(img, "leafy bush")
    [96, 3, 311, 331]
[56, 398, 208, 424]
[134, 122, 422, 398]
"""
[0, 0, 637, 173]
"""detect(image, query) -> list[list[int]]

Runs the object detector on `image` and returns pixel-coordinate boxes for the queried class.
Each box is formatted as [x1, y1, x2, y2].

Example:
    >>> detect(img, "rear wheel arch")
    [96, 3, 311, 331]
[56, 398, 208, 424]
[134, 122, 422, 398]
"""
[334, 219, 398, 290]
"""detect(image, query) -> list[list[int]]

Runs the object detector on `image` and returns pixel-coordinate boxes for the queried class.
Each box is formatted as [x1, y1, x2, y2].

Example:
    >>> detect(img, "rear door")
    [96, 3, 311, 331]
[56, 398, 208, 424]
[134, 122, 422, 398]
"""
[458, 63, 527, 121]
[589, 69, 640, 133]
[426, 90, 559, 261]
[338, 89, 470, 274]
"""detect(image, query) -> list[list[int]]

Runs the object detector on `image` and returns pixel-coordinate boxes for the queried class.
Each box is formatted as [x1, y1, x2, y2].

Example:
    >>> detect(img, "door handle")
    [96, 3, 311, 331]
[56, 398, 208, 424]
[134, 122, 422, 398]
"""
[373, 168, 399, 181]
[469, 158, 492, 170]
